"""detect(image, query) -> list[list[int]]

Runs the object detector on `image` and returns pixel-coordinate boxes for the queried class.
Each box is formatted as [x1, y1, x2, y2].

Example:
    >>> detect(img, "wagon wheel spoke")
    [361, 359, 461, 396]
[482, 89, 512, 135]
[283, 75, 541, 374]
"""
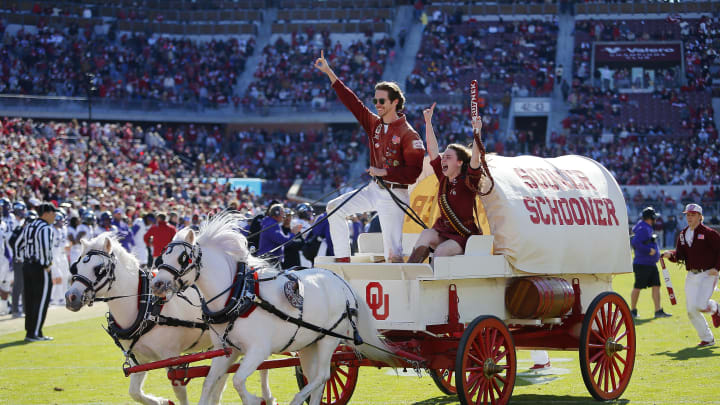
[591, 356, 603, 378]
[494, 348, 507, 364]
[480, 380, 489, 404]
[467, 375, 483, 399]
[611, 307, 625, 336]
[591, 329, 605, 343]
[335, 367, 349, 378]
[331, 375, 342, 401]
[615, 330, 628, 343]
[609, 358, 620, 391]
[598, 306, 608, 336]
[468, 352, 484, 367]
[597, 357, 608, 387]
[604, 357, 611, 393]
[611, 356, 624, 380]
[489, 329, 499, 358]
[325, 378, 333, 402]
[472, 340, 488, 361]
[491, 377, 503, 397]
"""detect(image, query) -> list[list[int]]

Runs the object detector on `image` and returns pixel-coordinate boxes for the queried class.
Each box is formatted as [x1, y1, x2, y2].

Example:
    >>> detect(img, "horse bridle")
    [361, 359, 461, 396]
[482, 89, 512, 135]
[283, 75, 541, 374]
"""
[70, 249, 117, 306]
[154, 241, 203, 292]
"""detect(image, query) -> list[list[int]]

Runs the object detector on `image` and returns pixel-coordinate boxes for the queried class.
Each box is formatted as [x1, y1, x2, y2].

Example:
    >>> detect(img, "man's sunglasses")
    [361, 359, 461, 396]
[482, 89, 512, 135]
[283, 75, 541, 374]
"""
[373, 98, 388, 105]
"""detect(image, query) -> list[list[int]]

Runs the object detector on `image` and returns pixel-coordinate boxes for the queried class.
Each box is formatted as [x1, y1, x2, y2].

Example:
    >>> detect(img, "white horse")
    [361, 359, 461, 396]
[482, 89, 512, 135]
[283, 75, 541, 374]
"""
[150, 212, 397, 405]
[65, 233, 271, 405]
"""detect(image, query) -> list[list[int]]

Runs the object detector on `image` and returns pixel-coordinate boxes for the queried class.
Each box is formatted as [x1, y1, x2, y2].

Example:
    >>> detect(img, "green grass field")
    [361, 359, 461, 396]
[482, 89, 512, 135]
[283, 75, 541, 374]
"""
[2, 259, 720, 405]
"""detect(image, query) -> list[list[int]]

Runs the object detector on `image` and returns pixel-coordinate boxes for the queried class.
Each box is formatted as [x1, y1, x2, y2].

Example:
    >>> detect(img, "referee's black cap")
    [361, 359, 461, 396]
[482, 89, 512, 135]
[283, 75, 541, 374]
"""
[38, 202, 58, 215]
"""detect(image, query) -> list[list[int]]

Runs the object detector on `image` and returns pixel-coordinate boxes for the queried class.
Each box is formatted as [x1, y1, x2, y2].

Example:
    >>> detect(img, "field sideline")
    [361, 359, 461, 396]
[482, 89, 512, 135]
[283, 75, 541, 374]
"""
[1, 258, 720, 404]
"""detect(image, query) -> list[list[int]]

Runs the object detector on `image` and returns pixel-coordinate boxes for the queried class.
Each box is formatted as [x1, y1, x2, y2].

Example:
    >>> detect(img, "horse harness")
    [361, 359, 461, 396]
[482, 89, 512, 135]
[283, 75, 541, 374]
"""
[70, 249, 208, 367]
[164, 238, 364, 352]
[155, 240, 203, 292]
[70, 249, 118, 306]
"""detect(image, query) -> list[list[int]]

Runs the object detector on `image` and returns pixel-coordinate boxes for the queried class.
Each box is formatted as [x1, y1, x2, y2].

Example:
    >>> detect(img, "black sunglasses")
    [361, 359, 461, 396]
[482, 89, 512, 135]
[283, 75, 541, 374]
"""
[372, 98, 387, 105]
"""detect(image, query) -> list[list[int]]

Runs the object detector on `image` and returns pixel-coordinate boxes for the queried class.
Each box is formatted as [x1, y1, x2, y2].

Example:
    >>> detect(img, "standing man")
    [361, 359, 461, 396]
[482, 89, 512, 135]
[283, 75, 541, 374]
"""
[17, 203, 57, 342]
[112, 208, 134, 251]
[77, 211, 97, 241]
[663, 214, 678, 249]
[258, 204, 301, 266]
[0, 198, 13, 315]
[97, 211, 118, 234]
[662, 203, 720, 347]
[50, 210, 70, 306]
[314, 50, 425, 262]
[294, 203, 315, 267]
[630, 207, 671, 319]
[143, 213, 177, 261]
[132, 213, 154, 268]
[9, 201, 27, 318]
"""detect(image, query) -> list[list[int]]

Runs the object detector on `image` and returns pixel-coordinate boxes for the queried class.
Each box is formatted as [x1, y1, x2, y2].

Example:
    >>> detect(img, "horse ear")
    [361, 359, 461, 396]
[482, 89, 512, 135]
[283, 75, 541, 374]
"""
[184, 229, 195, 244]
[103, 237, 112, 253]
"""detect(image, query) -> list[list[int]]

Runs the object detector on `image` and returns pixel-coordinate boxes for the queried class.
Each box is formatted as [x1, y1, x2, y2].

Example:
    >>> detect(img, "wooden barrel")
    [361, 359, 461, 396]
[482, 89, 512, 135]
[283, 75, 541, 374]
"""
[505, 277, 575, 318]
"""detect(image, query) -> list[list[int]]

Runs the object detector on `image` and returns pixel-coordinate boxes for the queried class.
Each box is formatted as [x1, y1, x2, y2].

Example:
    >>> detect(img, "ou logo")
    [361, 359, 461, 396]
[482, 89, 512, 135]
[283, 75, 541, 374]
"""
[366, 282, 389, 320]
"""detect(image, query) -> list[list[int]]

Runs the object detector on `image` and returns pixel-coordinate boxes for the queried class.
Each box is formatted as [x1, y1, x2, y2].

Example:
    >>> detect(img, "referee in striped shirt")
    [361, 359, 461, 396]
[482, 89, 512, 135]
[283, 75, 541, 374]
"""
[17, 203, 57, 342]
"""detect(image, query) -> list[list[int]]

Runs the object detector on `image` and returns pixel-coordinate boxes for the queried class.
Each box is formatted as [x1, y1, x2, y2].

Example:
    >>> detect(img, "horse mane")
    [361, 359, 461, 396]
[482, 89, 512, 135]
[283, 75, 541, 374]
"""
[195, 211, 272, 273]
[83, 232, 139, 273]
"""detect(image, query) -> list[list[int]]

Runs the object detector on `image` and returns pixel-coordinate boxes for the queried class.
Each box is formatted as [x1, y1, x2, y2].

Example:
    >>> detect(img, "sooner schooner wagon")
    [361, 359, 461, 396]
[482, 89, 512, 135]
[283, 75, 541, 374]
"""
[127, 154, 636, 405]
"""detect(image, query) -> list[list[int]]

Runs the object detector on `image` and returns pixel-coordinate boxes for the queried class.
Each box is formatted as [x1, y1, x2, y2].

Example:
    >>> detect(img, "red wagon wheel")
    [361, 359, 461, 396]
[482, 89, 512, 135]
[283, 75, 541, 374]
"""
[294, 347, 359, 405]
[428, 367, 456, 395]
[579, 292, 636, 401]
[455, 315, 516, 405]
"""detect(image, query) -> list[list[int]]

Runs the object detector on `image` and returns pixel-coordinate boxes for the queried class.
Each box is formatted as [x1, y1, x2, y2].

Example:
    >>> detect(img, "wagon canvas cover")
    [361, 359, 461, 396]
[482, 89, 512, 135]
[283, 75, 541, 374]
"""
[481, 154, 631, 275]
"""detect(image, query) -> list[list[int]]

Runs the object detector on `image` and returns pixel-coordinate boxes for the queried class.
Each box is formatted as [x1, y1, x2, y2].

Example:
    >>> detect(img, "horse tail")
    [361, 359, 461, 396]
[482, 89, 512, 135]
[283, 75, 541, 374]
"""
[352, 291, 401, 367]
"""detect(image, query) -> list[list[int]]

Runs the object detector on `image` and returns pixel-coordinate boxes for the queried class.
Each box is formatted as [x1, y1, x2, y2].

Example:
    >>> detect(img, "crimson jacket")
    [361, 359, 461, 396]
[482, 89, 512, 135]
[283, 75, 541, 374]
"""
[332, 79, 424, 184]
[666, 223, 720, 271]
[143, 220, 177, 258]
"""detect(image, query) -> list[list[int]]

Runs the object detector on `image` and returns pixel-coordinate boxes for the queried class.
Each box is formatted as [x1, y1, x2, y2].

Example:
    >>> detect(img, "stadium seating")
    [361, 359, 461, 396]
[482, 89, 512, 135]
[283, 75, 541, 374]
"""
[244, 31, 394, 107]
[408, 17, 558, 99]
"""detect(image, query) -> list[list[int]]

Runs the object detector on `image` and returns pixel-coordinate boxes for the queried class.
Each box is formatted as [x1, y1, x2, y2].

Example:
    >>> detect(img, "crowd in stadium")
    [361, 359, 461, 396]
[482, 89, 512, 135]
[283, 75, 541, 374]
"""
[0, 22, 255, 107]
[407, 13, 558, 98]
[0, 6, 717, 231]
[244, 30, 395, 108]
[573, 16, 720, 93]
[0, 116, 367, 215]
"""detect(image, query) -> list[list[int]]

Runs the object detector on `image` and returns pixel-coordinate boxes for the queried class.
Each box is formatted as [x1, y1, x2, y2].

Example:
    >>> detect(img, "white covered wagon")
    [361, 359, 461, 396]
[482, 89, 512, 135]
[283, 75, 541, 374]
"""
[315, 154, 636, 404]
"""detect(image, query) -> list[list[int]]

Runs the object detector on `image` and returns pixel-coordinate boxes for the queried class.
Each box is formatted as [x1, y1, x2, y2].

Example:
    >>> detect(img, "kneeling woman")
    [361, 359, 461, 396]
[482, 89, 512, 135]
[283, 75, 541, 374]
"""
[407, 103, 491, 263]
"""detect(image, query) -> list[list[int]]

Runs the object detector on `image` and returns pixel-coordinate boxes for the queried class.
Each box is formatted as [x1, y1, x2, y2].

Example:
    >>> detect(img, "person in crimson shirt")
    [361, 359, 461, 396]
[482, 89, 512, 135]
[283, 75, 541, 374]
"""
[314, 50, 425, 262]
[143, 213, 177, 260]
[662, 203, 720, 347]
[407, 103, 485, 263]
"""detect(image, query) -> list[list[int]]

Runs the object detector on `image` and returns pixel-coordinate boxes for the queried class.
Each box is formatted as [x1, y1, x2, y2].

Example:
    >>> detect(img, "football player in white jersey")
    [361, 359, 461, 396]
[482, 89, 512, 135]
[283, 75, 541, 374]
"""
[50, 211, 70, 305]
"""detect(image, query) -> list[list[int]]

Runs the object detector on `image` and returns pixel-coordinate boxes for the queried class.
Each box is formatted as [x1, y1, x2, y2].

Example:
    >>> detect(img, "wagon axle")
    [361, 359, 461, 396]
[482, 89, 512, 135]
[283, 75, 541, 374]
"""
[605, 339, 625, 356]
[483, 358, 505, 377]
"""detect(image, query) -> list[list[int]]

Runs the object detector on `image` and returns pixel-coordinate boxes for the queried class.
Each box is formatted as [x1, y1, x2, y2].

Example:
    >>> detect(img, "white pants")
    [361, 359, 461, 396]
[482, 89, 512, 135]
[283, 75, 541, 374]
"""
[0, 255, 12, 294]
[685, 271, 719, 342]
[530, 350, 549, 365]
[51, 254, 70, 303]
[328, 181, 409, 259]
